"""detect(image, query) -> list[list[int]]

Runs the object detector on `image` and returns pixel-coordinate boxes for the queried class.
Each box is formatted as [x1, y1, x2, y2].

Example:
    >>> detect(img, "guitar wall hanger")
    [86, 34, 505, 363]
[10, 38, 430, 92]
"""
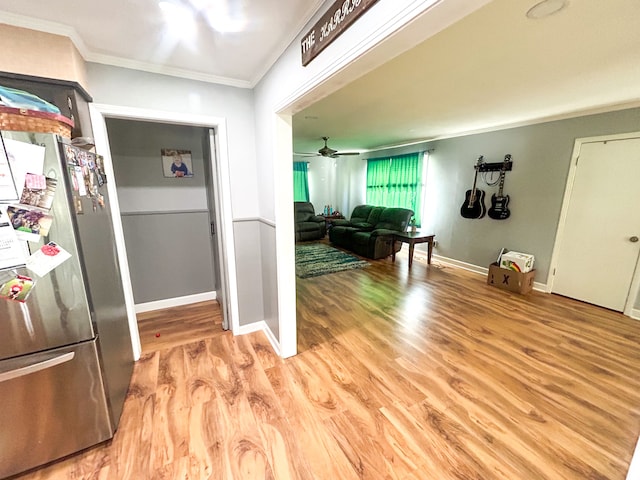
[476, 159, 513, 172]
[461, 155, 513, 220]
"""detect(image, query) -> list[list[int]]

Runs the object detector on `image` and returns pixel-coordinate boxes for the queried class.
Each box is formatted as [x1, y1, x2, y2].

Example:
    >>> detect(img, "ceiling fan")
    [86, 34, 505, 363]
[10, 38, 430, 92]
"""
[295, 136, 360, 158]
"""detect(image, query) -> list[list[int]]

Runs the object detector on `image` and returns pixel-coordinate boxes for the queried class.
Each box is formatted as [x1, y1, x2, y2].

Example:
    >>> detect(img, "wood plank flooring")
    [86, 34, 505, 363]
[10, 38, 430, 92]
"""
[14, 250, 640, 479]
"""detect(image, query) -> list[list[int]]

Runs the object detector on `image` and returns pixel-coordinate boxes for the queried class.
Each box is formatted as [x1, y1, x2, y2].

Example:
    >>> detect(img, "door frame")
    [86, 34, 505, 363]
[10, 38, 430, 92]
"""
[547, 130, 640, 318]
[89, 104, 240, 360]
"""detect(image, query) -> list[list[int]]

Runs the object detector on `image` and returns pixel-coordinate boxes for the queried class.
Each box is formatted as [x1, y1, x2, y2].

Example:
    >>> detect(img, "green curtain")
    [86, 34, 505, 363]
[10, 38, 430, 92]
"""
[366, 152, 424, 226]
[366, 158, 391, 206]
[293, 162, 309, 202]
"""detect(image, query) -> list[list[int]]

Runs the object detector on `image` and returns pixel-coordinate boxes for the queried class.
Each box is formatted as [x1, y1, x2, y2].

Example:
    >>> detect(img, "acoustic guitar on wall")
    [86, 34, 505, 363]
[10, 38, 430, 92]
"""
[460, 156, 486, 219]
[488, 154, 511, 220]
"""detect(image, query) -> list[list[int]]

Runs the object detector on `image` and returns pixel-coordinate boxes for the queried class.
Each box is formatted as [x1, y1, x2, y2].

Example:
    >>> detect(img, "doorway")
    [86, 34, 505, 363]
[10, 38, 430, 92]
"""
[549, 133, 640, 314]
[105, 119, 218, 307]
[89, 104, 239, 360]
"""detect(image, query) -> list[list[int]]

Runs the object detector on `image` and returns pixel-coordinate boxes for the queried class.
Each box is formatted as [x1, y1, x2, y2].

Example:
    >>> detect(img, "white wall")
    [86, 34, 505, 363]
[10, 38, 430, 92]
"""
[306, 155, 365, 217]
[306, 156, 335, 213]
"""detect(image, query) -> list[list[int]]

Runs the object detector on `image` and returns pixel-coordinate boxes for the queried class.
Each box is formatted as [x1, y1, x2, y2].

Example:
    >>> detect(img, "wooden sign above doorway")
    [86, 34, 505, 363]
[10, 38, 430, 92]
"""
[301, 0, 380, 66]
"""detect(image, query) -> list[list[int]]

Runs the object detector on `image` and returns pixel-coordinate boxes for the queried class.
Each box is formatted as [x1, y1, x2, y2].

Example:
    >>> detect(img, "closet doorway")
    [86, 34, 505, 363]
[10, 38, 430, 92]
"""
[89, 105, 238, 359]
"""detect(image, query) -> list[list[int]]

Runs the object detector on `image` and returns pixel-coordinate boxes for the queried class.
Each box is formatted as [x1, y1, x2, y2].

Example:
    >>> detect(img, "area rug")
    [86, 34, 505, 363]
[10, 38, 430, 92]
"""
[295, 243, 369, 278]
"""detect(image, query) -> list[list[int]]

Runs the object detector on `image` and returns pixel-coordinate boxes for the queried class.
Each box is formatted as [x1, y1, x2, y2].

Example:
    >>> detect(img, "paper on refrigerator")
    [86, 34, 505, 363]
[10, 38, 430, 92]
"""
[3, 138, 45, 199]
[26, 242, 71, 277]
[0, 137, 19, 201]
[0, 208, 26, 269]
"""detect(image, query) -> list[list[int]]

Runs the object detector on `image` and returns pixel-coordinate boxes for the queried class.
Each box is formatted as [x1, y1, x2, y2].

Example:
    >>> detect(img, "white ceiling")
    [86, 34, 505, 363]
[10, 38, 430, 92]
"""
[0, 0, 639, 155]
[0, 0, 324, 87]
[292, 0, 640, 155]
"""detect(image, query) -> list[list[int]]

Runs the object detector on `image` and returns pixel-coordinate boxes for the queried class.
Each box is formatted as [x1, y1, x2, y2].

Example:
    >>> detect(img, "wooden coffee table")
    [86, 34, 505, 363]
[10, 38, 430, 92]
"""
[391, 231, 435, 268]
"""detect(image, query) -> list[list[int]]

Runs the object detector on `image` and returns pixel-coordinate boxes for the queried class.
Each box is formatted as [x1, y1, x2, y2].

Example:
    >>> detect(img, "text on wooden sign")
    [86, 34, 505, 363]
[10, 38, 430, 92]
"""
[301, 0, 380, 66]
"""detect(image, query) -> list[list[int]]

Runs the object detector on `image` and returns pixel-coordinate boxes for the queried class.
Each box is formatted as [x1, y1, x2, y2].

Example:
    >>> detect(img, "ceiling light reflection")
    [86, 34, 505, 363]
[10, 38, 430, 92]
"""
[204, 10, 246, 33]
[158, 1, 198, 50]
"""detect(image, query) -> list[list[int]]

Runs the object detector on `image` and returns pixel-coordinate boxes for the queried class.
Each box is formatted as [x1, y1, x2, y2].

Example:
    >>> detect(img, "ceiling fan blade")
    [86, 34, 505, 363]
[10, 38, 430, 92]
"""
[294, 137, 360, 158]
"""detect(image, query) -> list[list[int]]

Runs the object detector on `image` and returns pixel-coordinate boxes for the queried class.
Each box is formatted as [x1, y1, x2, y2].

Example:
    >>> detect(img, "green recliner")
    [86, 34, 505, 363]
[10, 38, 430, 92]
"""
[329, 206, 413, 259]
[294, 202, 326, 241]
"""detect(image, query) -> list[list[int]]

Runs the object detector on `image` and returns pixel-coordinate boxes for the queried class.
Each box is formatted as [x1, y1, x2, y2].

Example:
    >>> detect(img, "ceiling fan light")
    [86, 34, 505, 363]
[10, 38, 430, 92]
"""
[526, 0, 568, 19]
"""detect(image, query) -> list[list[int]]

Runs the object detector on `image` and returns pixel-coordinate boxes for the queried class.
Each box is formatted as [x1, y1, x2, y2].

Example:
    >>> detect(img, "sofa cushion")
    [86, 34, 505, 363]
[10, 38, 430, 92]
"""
[366, 207, 384, 226]
[351, 222, 374, 231]
[374, 208, 412, 232]
[328, 225, 358, 243]
[349, 204, 374, 224]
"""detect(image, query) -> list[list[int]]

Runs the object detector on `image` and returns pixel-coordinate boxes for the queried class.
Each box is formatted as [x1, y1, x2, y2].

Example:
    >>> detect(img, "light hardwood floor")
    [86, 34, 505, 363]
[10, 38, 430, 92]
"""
[14, 250, 640, 479]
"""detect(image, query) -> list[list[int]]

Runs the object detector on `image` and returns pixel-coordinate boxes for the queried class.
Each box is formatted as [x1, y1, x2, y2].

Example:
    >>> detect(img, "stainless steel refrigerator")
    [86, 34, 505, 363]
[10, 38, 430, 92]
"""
[0, 131, 134, 478]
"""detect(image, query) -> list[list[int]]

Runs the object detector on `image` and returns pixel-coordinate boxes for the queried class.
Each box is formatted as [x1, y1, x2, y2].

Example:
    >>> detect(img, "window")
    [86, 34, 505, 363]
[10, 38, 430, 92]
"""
[366, 152, 425, 226]
[293, 161, 309, 202]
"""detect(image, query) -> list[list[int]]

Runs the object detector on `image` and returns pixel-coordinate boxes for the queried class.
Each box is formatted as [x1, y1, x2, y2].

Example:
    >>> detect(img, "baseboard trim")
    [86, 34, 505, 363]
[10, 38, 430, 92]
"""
[432, 254, 548, 292]
[431, 254, 487, 275]
[135, 291, 217, 314]
[236, 320, 268, 335]
[631, 309, 640, 321]
[236, 320, 283, 356]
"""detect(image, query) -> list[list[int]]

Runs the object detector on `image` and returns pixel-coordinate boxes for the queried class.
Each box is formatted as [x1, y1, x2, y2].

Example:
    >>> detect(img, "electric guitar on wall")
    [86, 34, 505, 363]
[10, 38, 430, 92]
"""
[488, 154, 511, 220]
[460, 156, 486, 219]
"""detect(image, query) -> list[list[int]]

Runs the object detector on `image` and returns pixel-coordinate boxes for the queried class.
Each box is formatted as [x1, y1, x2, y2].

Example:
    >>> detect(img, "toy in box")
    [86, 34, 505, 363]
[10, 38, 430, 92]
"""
[499, 251, 534, 273]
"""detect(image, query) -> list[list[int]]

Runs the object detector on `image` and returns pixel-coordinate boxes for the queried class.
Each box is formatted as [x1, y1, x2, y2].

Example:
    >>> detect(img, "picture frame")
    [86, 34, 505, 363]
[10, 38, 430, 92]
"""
[161, 148, 193, 178]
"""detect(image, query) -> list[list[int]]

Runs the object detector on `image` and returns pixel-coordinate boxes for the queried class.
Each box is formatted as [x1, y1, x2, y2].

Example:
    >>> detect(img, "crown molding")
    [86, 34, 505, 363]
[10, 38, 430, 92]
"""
[86, 52, 252, 89]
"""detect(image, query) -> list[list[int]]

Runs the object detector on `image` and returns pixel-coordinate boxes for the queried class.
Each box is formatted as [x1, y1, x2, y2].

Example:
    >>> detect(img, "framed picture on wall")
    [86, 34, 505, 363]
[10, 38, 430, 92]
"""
[161, 148, 194, 178]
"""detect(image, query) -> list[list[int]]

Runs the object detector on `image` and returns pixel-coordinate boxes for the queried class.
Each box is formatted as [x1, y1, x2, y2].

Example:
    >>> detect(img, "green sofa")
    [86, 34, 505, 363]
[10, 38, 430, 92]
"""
[329, 205, 413, 259]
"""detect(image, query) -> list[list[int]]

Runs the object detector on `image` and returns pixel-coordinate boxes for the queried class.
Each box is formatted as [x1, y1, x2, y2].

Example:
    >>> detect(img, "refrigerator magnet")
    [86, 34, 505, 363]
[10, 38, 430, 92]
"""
[19, 174, 57, 212]
[6, 206, 53, 242]
[74, 167, 87, 196]
[26, 242, 72, 278]
[0, 274, 35, 302]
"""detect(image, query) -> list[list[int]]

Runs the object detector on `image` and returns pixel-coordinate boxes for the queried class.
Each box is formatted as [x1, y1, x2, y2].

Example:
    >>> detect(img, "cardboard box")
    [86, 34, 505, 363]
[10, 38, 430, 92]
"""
[499, 251, 534, 273]
[487, 263, 535, 294]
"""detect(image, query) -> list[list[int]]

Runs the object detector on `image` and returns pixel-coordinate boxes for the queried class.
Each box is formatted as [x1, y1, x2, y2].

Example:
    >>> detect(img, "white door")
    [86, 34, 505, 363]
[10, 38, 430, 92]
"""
[205, 129, 230, 330]
[552, 137, 640, 311]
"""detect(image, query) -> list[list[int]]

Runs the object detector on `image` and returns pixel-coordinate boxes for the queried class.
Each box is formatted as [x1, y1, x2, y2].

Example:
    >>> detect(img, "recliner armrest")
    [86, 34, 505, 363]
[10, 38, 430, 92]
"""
[309, 215, 325, 223]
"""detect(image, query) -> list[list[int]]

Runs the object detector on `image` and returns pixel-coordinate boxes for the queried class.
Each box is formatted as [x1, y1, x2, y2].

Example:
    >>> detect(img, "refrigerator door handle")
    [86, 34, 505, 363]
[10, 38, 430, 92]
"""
[0, 352, 75, 383]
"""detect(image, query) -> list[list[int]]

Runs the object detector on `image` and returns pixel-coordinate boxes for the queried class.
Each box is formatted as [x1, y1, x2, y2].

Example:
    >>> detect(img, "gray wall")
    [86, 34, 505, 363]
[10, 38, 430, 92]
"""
[233, 220, 265, 328]
[106, 118, 216, 304]
[368, 107, 640, 283]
